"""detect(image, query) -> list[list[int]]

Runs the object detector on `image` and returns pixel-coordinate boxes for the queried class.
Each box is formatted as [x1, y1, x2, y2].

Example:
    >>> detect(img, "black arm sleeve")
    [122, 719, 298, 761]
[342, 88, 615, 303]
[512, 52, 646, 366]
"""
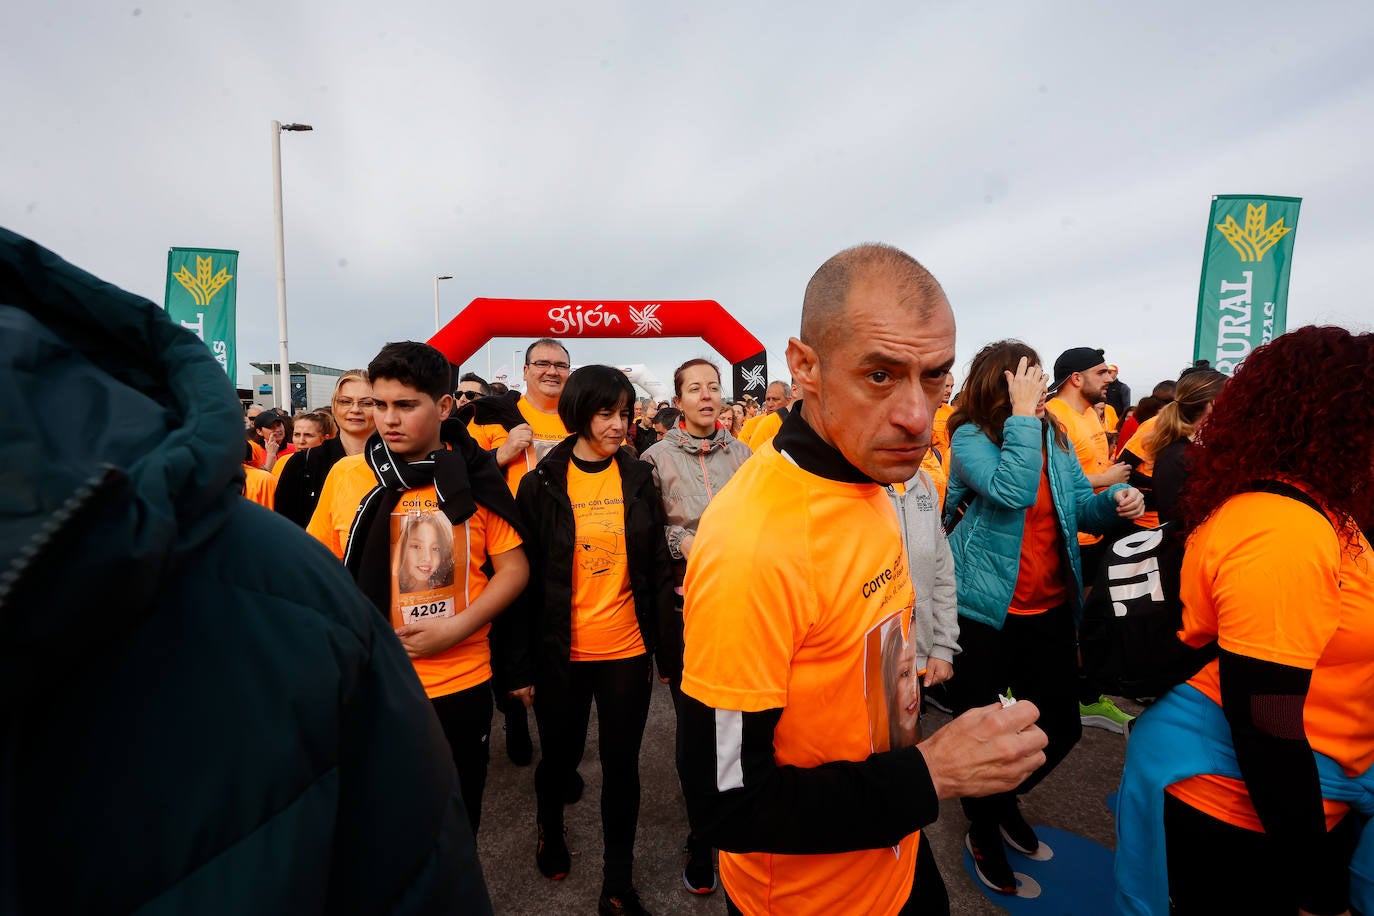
[1120, 448, 1155, 509]
[675, 692, 940, 855]
[1218, 649, 1348, 915]
[1151, 440, 1188, 526]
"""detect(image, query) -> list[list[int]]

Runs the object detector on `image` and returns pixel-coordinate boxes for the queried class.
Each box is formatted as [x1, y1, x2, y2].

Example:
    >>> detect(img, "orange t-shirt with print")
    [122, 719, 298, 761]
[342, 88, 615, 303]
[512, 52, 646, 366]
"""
[307, 454, 523, 699]
[1119, 416, 1160, 529]
[1046, 397, 1111, 547]
[682, 441, 921, 916]
[470, 397, 569, 495]
[1167, 491, 1374, 830]
[566, 459, 645, 661]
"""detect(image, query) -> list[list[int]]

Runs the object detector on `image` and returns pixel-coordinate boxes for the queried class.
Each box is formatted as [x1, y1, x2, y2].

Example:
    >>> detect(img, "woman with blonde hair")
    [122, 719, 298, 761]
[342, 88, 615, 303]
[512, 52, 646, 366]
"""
[275, 370, 375, 526]
[1134, 368, 1226, 526]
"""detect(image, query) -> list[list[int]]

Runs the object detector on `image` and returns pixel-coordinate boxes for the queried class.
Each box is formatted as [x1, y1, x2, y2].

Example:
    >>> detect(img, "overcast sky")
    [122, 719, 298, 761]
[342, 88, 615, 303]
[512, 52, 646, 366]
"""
[6, 1, 1372, 401]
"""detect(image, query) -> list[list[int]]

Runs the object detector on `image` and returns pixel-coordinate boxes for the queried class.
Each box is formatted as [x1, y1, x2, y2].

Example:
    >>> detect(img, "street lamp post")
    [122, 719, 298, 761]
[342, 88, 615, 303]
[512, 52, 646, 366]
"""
[271, 119, 313, 413]
[433, 274, 453, 335]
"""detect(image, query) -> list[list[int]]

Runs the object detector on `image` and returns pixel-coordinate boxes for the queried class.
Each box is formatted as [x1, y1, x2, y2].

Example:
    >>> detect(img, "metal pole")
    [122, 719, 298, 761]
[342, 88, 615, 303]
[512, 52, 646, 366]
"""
[433, 274, 452, 335]
[433, 276, 441, 335]
[270, 120, 290, 413]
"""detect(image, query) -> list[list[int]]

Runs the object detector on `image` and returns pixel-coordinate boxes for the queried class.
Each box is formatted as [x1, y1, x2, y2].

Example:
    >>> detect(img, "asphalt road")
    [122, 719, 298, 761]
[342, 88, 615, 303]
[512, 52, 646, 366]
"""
[474, 682, 1136, 915]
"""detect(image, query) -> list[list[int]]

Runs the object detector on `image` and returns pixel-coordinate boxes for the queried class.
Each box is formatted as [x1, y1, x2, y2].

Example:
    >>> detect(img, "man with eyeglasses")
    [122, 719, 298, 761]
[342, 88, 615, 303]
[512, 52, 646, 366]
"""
[471, 338, 574, 497]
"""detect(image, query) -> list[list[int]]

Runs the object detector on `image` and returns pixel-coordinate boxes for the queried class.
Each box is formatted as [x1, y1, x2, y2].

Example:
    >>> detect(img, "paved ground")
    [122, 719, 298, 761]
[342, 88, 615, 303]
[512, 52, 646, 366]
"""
[476, 682, 1136, 915]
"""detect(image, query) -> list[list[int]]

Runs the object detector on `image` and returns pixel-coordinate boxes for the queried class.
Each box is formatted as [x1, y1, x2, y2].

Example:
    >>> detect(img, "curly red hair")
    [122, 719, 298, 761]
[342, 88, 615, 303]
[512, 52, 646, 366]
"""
[1180, 325, 1374, 548]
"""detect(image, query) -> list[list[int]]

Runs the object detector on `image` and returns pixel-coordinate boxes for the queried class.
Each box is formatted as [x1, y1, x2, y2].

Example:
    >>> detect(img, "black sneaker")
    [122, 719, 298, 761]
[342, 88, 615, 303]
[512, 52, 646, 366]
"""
[999, 805, 1039, 856]
[598, 886, 651, 916]
[564, 769, 585, 805]
[966, 822, 1016, 894]
[535, 823, 569, 880]
[681, 833, 717, 894]
[505, 715, 533, 767]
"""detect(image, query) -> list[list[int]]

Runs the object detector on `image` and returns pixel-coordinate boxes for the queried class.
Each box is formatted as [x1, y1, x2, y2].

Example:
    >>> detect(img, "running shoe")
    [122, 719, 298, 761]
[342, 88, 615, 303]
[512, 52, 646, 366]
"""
[998, 805, 1039, 856]
[1079, 695, 1135, 734]
[536, 823, 570, 880]
[966, 822, 1017, 894]
[681, 833, 717, 894]
[598, 886, 651, 916]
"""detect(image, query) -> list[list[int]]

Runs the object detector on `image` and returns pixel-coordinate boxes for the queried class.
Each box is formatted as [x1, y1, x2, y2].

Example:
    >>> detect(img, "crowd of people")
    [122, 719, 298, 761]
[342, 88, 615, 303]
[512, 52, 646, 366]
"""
[6, 226, 1371, 916]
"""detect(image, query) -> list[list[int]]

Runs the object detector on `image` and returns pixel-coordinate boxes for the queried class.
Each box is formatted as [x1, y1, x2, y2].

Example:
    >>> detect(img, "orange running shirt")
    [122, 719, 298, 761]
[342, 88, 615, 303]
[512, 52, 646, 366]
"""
[470, 397, 569, 495]
[566, 460, 645, 661]
[682, 441, 921, 916]
[919, 446, 948, 510]
[242, 465, 277, 509]
[1119, 416, 1160, 529]
[1046, 397, 1112, 546]
[307, 454, 522, 698]
[270, 450, 294, 479]
[743, 410, 783, 451]
[1167, 491, 1374, 830]
[931, 403, 953, 456]
[1008, 462, 1068, 614]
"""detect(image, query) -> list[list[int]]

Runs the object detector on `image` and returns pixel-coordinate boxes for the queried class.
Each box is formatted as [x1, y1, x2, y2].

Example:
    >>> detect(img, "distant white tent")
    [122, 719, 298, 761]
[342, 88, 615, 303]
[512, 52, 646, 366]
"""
[617, 364, 671, 402]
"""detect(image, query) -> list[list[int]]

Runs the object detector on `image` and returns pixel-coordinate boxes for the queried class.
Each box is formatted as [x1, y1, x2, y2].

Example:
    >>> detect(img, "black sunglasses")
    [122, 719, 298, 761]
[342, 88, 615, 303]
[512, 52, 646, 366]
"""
[455, 390, 482, 401]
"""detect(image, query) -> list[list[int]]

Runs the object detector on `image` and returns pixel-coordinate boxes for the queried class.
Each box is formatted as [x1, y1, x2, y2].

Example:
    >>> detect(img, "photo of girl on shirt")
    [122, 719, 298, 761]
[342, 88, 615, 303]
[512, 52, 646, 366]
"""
[395, 510, 456, 594]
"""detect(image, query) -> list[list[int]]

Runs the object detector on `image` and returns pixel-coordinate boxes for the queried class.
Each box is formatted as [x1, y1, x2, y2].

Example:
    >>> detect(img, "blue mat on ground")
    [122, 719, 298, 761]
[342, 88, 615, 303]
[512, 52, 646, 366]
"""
[961, 825, 1115, 914]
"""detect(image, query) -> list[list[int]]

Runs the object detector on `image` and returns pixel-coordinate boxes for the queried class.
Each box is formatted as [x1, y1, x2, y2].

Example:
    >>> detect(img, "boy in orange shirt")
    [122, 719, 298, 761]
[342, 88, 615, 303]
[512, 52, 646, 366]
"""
[309, 341, 529, 833]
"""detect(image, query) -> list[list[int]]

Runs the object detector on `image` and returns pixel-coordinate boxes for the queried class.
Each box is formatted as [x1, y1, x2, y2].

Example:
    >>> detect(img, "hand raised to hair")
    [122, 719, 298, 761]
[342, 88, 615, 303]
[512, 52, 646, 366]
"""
[1004, 357, 1048, 418]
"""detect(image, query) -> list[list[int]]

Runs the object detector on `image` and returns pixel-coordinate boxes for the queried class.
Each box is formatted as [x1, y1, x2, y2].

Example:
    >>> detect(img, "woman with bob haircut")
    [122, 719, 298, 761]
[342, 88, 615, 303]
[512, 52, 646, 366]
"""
[506, 364, 675, 916]
[1116, 326, 1374, 916]
[943, 339, 1143, 895]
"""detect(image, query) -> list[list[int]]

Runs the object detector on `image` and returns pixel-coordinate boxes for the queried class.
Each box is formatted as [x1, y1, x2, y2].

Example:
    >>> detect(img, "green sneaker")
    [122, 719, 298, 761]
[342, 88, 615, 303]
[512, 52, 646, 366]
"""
[1080, 695, 1134, 734]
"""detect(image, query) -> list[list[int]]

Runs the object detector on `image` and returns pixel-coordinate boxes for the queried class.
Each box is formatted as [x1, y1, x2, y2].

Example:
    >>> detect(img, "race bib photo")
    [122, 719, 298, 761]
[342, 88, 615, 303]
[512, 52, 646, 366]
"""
[390, 499, 470, 627]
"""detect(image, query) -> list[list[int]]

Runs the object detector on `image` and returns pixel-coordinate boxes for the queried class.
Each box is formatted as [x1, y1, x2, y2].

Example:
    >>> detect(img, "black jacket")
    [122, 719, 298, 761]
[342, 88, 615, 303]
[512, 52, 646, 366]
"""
[504, 436, 676, 691]
[274, 434, 347, 527]
[0, 229, 491, 915]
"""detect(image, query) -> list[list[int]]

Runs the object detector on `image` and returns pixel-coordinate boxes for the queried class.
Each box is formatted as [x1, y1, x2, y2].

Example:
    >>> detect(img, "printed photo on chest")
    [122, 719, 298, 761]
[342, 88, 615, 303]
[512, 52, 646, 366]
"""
[390, 508, 471, 626]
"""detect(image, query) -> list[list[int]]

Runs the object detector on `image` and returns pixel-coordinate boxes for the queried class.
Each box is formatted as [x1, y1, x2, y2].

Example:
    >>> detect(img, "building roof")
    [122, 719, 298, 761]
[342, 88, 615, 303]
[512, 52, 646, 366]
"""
[249, 361, 343, 376]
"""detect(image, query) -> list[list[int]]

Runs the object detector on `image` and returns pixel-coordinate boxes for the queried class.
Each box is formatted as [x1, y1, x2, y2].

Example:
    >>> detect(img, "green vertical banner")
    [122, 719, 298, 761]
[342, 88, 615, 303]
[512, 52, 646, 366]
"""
[165, 247, 238, 381]
[1193, 195, 1300, 375]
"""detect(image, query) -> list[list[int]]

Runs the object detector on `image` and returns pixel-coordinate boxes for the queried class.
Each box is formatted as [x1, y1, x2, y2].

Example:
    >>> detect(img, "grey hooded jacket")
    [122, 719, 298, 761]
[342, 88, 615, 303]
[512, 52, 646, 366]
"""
[641, 424, 752, 586]
[887, 470, 960, 672]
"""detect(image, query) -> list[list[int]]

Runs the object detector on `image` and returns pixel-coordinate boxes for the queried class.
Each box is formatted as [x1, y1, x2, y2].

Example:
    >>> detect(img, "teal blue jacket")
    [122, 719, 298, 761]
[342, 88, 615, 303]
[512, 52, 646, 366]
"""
[943, 415, 1127, 630]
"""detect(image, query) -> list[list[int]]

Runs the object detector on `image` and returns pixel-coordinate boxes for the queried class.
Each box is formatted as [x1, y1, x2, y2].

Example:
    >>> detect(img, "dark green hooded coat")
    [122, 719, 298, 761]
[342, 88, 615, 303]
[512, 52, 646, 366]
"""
[0, 229, 492, 915]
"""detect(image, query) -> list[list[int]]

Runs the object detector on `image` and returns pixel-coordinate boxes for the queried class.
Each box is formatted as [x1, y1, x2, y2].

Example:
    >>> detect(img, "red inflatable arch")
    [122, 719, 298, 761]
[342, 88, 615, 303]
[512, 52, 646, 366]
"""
[429, 298, 769, 400]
